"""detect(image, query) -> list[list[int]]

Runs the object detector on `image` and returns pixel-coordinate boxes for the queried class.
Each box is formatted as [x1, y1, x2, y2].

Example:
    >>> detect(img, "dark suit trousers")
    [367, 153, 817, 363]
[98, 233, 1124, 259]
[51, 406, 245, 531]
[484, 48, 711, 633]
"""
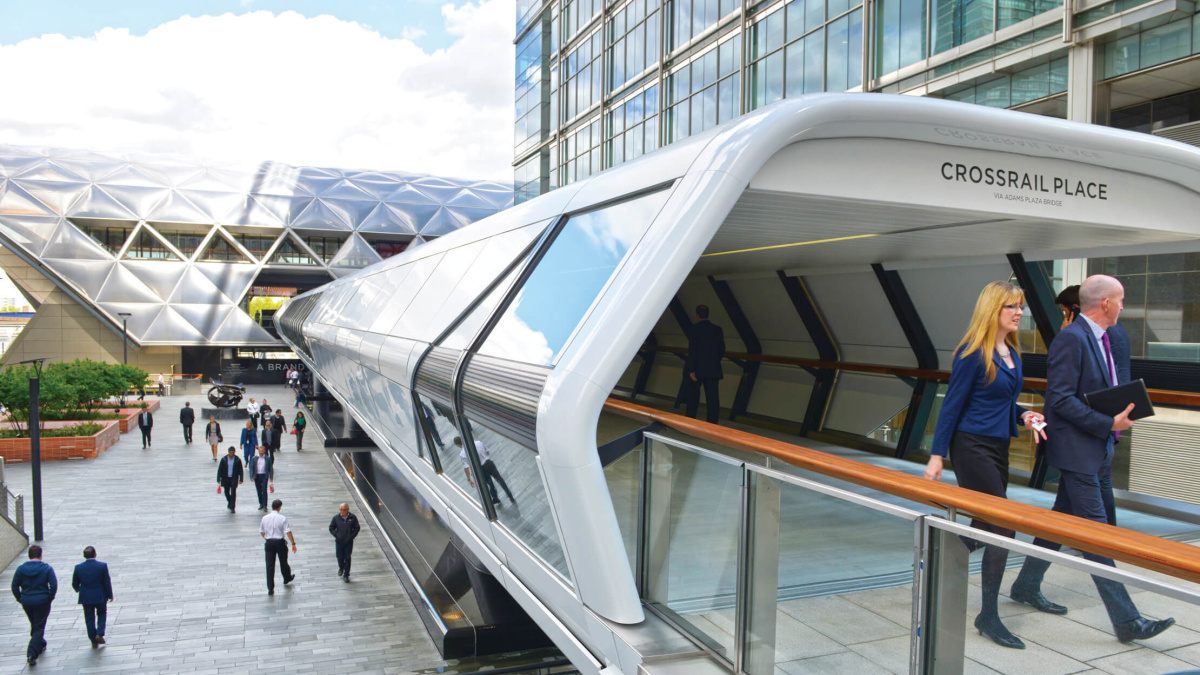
[684, 377, 721, 425]
[481, 459, 514, 503]
[23, 602, 50, 659]
[254, 474, 269, 509]
[224, 482, 238, 509]
[183, 424, 192, 443]
[1013, 457, 1138, 625]
[83, 603, 107, 642]
[336, 540, 354, 575]
[140, 426, 152, 447]
[265, 538, 292, 591]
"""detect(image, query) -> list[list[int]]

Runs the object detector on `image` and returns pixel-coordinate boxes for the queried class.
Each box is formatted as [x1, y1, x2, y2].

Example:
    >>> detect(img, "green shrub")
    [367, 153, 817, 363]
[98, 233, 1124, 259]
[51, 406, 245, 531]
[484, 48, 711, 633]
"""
[0, 360, 148, 434]
[0, 421, 104, 439]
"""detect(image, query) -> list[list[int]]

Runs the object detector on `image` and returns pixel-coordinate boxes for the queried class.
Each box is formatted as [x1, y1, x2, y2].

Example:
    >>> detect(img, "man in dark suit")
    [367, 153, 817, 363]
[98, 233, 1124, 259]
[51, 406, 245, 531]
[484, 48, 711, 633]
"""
[684, 304, 725, 425]
[272, 410, 287, 448]
[1010, 275, 1173, 643]
[71, 546, 113, 648]
[217, 447, 244, 513]
[180, 402, 195, 444]
[138, 408, 153, 449]
[1059, 284, 1132, 388]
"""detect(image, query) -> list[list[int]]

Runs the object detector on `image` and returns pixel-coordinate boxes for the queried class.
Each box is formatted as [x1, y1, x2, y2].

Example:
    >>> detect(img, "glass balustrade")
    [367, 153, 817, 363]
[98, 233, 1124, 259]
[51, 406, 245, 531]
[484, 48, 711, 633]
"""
[625, 426, 1200, 674]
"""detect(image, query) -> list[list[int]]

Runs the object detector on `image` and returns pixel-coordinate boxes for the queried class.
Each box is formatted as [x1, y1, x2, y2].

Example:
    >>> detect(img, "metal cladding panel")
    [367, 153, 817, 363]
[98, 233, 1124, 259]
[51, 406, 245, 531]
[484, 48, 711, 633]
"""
[460, 354, 549, 451]
[413, 345, 460, 403]
[0, 144, 512, 345]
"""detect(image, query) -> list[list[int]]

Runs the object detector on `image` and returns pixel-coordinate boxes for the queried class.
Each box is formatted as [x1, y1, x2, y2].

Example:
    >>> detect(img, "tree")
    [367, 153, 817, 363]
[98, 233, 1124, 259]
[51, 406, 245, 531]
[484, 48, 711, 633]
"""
[0, 364, 78, 435]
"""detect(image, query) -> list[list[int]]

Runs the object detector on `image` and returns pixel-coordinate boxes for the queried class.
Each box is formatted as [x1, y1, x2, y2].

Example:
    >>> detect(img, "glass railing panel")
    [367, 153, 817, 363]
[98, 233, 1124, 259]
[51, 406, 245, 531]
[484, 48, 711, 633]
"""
[643, 435, 745, 663]
[741, 468, 921, 674]
[925, 518, 1200, 674]
[604, 444, 642, 575]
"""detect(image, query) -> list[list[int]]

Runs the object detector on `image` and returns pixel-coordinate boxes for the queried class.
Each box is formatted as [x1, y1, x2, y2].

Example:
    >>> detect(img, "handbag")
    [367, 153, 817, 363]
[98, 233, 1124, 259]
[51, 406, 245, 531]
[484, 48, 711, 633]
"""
[289, 428, 297, 435]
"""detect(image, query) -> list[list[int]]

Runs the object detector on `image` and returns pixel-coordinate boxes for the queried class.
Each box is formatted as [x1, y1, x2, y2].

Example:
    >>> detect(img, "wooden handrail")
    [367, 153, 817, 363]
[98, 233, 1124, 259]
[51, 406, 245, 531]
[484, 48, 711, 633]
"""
[603, 398, 1200, 584]
[644, 345, 1200, 408]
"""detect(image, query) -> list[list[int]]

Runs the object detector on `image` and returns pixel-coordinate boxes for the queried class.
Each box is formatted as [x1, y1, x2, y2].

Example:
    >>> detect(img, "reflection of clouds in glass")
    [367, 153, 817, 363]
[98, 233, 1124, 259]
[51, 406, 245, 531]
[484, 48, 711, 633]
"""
[574, 200, 659, 261]
[482, 288, 554, 365]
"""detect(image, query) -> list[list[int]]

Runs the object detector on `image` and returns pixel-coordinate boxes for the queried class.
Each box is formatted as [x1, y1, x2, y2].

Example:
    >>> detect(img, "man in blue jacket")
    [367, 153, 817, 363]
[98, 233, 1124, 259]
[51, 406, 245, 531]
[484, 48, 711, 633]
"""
[684, 305, 726, 425]
[71, 546, 113, 648]
[11, 545, 56, 666]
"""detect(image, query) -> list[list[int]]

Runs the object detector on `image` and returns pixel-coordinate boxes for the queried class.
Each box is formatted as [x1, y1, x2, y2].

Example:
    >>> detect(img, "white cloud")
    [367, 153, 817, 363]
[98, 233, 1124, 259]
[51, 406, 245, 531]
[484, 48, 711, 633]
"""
[0, 5, 517, 182]
[401, 26, 427, 40]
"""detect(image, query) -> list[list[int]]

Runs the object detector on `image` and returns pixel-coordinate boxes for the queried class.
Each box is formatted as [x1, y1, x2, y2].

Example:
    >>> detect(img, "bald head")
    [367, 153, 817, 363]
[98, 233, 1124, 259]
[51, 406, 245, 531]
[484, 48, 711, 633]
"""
[1079, 274, 1124, 327]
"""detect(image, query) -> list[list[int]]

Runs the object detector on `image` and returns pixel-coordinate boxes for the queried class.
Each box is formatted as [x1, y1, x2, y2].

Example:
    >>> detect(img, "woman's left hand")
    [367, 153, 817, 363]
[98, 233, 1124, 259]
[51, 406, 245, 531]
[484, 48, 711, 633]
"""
[1022, 411, 1048, 441]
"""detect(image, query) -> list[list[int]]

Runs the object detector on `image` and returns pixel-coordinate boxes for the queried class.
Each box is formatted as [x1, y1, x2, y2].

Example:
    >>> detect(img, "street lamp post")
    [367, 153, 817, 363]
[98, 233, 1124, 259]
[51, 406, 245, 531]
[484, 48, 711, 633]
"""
[19, 358, 45, 542]
[118, 313, 132, 365]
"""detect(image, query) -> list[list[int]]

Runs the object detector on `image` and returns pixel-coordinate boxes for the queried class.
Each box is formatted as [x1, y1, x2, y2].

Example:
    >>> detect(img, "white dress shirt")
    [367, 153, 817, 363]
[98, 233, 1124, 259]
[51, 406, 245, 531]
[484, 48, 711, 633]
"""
[260, 511, 290, 539]
[458, 439, 492, 472]
[247, 401, 259, 415]
[1079, 314, 1118, 387]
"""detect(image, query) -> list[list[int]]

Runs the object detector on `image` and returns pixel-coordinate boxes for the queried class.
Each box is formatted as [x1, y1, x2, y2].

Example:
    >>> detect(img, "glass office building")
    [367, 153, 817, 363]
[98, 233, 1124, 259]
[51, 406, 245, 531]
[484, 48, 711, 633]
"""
[513, 0, 1200, 200]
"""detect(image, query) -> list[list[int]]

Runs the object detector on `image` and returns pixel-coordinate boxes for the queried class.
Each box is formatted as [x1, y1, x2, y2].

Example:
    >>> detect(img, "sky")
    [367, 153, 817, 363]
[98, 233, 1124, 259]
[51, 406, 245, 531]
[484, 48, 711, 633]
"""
[0, 0, 518, 181]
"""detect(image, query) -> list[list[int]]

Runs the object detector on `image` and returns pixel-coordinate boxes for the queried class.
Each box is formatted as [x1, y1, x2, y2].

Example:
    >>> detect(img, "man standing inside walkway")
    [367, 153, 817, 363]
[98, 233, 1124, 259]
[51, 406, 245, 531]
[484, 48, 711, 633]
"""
[180, 401, 195, 444]
[684, 304, 725, 425]
[71, 546, 113, 648]
[11, 545, 56, 666]
[1010, 275, 1174, 643]
[249, 446, 273, 511]
[138, 407, 154, 449]
[260, 499, 297, 595]
[217, 447, 244, 513]
[329, 503, 360, 582]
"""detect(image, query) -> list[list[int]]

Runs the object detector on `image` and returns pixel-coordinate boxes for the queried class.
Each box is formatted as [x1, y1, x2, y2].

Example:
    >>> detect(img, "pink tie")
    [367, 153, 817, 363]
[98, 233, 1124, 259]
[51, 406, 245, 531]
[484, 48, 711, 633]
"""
[1101, 332, 1120, 441]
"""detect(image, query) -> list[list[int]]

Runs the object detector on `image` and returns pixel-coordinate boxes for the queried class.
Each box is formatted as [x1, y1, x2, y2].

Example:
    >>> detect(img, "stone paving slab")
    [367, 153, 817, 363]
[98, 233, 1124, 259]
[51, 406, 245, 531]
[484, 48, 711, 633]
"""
[0, 385, 445, 674]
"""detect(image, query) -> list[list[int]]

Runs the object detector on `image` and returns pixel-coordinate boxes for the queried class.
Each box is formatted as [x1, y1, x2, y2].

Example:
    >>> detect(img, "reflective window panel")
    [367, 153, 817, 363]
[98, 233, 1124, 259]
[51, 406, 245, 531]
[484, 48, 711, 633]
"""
[478, 187, 672, 366]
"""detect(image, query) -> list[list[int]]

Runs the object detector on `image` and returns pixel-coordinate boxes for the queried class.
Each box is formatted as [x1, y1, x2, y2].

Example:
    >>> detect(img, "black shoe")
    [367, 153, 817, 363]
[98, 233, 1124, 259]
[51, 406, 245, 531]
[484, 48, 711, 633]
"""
[268, 589, 274, 595]
[343, 575, 349, 583]
[27, 657, 35, 666]
[1114, 617, 1175, 643]
[337, 568, 343, 577]
[1010, 586, 1068, 615]
[975, 614, 1025, 649]
[96, 636, 105, 645]
[231, 508, 236, 513]
[284, 575, 295, 585]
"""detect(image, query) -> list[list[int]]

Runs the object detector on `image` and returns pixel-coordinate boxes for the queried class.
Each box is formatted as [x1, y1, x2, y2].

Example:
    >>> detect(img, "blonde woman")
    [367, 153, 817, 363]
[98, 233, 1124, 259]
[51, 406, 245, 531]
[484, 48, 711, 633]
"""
[924, 281, 1047, 650]
[205, 416, 223, 461]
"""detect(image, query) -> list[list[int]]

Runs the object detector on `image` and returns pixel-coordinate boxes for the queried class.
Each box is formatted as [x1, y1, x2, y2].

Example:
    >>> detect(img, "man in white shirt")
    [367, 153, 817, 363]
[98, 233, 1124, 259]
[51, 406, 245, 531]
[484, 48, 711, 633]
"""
[259, 499, 296, 595]
[246, 398, 259, 430]
[453, 436, 515, 507]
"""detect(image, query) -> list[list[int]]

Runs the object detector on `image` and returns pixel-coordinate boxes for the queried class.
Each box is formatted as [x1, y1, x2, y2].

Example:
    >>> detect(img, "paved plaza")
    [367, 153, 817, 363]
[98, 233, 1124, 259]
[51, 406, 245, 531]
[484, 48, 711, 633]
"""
[0, 385, 445, 674]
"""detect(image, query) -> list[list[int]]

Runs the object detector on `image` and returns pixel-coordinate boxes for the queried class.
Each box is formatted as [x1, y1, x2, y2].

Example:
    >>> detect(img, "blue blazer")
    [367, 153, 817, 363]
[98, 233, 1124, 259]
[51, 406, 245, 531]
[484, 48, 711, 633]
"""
[932, 344, 1027, 457]
[72, 559, 113, 606]
[1108, 322, 1131, 385]
[1044, 319, 1123, 475]
[240, 427, 257, 451]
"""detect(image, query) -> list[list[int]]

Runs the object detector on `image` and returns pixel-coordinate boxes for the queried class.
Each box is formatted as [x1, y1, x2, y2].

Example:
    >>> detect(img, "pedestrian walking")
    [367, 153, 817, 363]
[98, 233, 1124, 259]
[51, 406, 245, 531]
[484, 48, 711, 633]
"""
[137, 407, 153, 449]
[205, 416, 223, 461]
[180, 401, 194, 444]
[246, 398, 259, 429]
[683, 304, 726, 425]
[240, 420, 257, 467]
[260, 499, 297, 595]
[259, 400, 272, 429]
[329, 503, 360, 582]
[249, 446, 273, 511]
[157, 374, 165, 396]
[454, 436, 516, 506]
[262, 420, 276, 461]
[217, 447, 244, 513]
[294, 387, 306, 408]
[71, 546, 113, 648]
[272, 410, 287, 446]
[294, 411, 307, 451]
[11, 545, 56, 667]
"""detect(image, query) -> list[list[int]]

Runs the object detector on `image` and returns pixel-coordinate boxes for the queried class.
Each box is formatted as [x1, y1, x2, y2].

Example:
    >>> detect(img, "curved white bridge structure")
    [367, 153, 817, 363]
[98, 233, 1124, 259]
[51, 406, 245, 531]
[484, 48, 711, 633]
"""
[276, 94, 1200, 675]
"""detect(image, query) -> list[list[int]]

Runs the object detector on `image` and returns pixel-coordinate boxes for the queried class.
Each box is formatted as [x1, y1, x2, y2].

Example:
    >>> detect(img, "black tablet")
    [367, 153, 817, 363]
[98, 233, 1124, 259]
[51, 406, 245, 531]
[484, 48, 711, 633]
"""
[1084, 379, 1155, 420]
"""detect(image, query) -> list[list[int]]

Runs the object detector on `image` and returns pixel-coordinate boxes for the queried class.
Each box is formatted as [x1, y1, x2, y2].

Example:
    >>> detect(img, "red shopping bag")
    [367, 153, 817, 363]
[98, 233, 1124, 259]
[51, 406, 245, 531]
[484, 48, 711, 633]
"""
[217, 486, 222, 494]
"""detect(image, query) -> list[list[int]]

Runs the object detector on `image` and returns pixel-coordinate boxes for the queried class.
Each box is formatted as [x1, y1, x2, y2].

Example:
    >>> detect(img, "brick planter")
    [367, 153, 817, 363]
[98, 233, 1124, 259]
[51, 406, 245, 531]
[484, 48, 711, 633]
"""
[0, 420, 120, 462]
